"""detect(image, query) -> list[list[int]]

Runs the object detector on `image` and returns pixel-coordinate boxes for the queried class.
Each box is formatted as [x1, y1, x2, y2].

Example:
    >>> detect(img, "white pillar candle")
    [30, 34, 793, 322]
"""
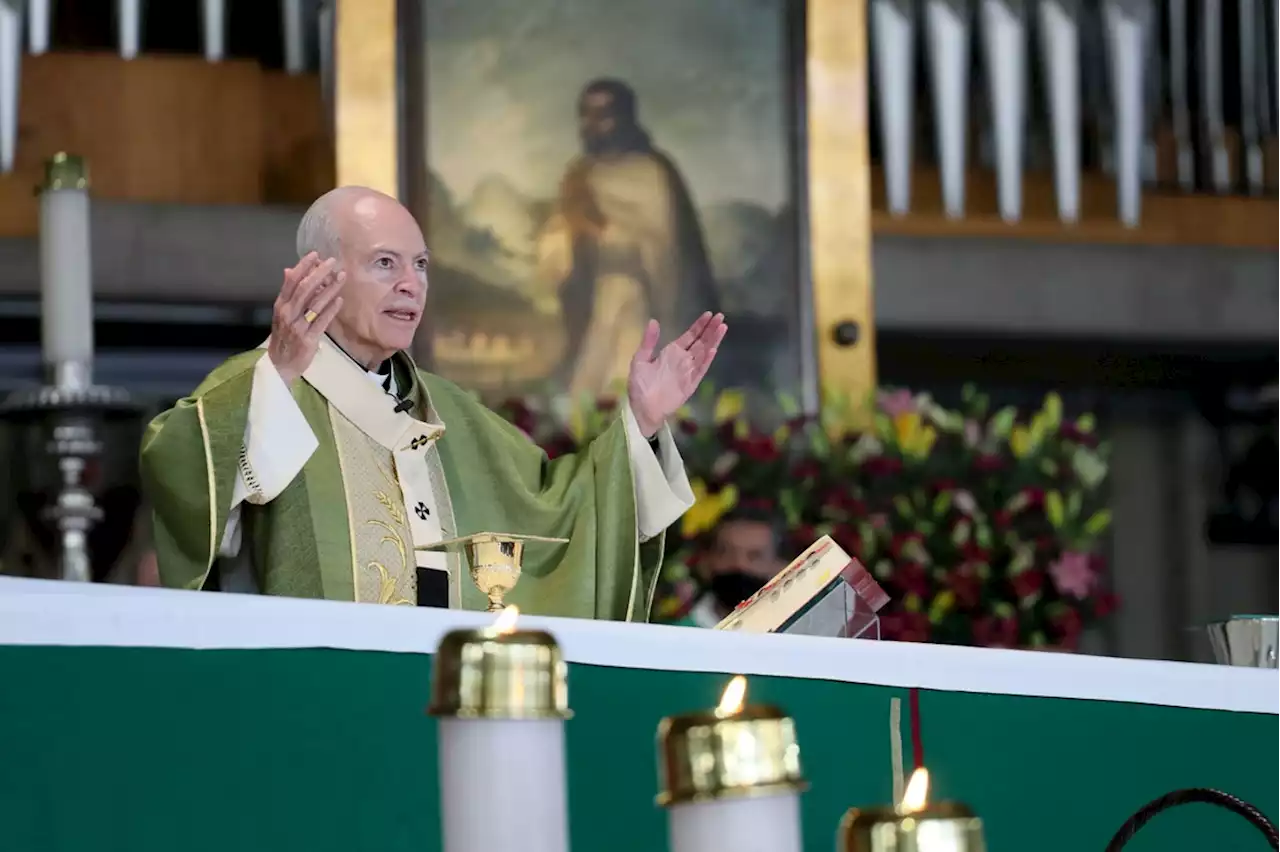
[117, 0, 141, 59]
[27, 0, 51, 54]
[429, 607, 572, 852]
[39, 156, 95, 372]
[669, 793, 803, 852]
[0, 0, 18, 174]
[872, 0, 916, 216]
[202, 0, 225, 62]
[438, 718, 569, 852]
[658, 677, 807, 852]
[926, 0, 971, 219]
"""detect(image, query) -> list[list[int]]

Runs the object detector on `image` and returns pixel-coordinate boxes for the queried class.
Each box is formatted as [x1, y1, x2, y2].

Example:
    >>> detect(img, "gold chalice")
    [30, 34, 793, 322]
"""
[420, 532, 569, 611]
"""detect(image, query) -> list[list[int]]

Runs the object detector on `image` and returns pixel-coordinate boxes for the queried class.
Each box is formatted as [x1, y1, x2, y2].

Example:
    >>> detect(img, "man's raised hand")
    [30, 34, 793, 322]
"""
[627, 312, 728, 438]
[268, 252, 345, 386]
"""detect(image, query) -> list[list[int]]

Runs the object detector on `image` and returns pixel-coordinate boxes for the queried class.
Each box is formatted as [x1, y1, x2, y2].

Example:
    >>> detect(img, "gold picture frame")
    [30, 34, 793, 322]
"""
[333, 0, 876, 415]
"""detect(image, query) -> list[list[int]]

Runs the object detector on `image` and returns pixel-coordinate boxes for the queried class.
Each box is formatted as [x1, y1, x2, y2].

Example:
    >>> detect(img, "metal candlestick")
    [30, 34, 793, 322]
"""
[0, 154, 141, 583]
[0, 366, 137, 583]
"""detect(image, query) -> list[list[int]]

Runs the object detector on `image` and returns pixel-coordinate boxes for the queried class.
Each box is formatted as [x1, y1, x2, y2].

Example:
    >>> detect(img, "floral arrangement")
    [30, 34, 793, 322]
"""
[497, 385, 1116, 650]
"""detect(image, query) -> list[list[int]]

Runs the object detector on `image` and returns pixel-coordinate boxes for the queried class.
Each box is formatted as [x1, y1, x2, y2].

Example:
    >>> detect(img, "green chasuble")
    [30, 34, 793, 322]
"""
[139, 339, 669, 621]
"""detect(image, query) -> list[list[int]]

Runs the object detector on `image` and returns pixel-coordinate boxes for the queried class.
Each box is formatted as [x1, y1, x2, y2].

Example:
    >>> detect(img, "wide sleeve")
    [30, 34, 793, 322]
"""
[140, 358, 257, 590]
[423, 375, 672, 622]
[620, 404, 695, 542]
[217, 354, 320, 557]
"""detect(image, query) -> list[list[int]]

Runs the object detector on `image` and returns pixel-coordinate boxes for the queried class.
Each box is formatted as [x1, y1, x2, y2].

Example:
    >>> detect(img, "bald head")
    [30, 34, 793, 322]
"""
[295, 185, 404, 261]
[296, 186, 430, 368]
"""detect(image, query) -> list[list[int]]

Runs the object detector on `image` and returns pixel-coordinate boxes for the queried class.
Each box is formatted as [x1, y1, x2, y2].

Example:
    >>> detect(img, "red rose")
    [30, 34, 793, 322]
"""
[737, 434, 781, 462]
[881, 611, 931, 643]
[1052, 606, 1083, 643]
[1094, 591, 1120, 617]
[1060, 422, 1099, 448]
[544, 436, 578, 460]
[792, 460, 823, 480]
[889, 532, 925, 561]
[742, 497, 774, 512]
[1011, 569, 1044, 600]
[890, 562, 930, 598]
[973, 615, 1019, 648]
[931, 479, 958, 493]
[993, 510, 1013, 529]
[960, 540, 990, 562]
[678, 418, 700, 436]
[972, 453, 1005, 473]
[862, 457, 904, 477]
[597, 397, 618, 413]
[945, 564, 983, 608]
[1020, 487, 1046, 508]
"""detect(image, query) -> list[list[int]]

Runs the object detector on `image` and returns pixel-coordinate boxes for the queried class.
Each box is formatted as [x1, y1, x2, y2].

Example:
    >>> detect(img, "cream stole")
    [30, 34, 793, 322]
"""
[302, 338, 461, 607]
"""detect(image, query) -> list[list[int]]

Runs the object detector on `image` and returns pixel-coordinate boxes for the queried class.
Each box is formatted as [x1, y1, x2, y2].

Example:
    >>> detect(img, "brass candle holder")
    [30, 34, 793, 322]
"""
[840, 769, 986, 852]
[420, 532, 569, 612]
[656, 676, 807, 806]
[427, 607, 572, 720]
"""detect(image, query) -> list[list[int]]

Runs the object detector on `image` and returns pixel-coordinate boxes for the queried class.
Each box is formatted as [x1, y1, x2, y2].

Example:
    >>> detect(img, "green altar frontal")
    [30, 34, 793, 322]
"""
[0, 578, 1275, 852]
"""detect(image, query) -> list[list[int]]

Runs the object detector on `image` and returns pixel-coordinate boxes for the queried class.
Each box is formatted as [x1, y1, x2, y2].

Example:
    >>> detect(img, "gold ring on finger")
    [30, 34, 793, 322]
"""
[304, 310, 319, 324]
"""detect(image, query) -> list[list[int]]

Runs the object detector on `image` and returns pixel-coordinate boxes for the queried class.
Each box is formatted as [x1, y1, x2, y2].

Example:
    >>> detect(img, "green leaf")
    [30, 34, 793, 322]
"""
[962, 384, 976, 403]
[857, 523, 877, 560]
[777, 391, 801, 417]
[1067, 490, 1082, 520]
[1076, 413, 1096, 433]
[1071, 448, 1109, 489]
[894, 495, 914, 518]
[989, 406, 1017, 439]
[932, 490, 953, 517]
[975, 523, 993, 550]
[1029, 630, 1047, 647]
[1039, 458, 1058, 477]
[1042, 392, 1063, 429]
[1045, 490, 1066, 528]
[992, 601, 1015, 619]
[1083, 510, 1112, 536]
[951, 520, 971, 547]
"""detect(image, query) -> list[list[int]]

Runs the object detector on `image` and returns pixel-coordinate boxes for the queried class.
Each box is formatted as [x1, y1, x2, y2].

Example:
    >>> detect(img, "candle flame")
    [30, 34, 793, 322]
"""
[715, 675, 747, 717]
[491, 606, 520, 635]
[900, 768, 930, 814]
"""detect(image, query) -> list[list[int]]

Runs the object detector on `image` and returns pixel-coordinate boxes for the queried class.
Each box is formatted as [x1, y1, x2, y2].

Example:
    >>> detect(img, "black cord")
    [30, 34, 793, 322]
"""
[1105, 788, 1278, 851]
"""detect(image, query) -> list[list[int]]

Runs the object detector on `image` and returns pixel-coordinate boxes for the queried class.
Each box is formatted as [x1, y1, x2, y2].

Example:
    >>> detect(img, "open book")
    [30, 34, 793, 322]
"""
[715, 536, 890, 638]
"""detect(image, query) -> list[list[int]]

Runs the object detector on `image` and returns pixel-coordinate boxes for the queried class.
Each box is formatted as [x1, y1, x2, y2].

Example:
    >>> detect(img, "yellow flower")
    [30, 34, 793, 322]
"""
[714, 390, 746, 424]
[928, 590, 955, 624]
[893, 412, 937, 459]
[681, 479, 738, 538]
[1009, 425, 1033, 458]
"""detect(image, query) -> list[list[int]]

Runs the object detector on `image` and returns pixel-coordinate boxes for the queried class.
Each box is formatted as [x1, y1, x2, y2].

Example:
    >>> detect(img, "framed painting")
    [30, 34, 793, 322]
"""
[334, 0, 875, 416]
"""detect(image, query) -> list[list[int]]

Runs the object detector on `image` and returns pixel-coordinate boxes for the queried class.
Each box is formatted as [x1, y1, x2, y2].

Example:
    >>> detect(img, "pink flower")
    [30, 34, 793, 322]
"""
[1049, 551, 1096, 599]
[877, 389, 916, 418]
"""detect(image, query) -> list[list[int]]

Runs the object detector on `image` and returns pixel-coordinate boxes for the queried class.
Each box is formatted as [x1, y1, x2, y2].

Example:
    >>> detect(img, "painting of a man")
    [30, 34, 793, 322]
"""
[419, 0, 800, 409]
[538, 80, 720, 397]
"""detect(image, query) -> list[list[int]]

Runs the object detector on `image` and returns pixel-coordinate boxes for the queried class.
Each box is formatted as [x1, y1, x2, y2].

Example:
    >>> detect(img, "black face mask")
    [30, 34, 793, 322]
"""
[708, 571, 767, 611]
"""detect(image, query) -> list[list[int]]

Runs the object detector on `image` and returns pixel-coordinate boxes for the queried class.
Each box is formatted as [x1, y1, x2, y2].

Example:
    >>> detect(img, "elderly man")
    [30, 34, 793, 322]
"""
[141, 186, 725, 620]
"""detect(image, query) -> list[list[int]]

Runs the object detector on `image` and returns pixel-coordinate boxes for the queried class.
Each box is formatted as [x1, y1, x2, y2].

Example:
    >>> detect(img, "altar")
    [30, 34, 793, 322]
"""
[0, 576, 1274, 852]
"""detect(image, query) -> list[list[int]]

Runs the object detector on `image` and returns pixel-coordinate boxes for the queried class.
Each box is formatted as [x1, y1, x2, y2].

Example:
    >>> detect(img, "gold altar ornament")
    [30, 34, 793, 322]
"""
[419, 532, 569, 612]
[41, 152, 89, 192]
[656, 675, 807, 807]
[427, 606, 572, 720]
[840, 768, 986, 852]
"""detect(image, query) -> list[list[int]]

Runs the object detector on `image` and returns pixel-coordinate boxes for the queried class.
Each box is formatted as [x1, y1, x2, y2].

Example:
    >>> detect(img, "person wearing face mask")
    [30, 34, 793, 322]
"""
[677, 506, 786, 628]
